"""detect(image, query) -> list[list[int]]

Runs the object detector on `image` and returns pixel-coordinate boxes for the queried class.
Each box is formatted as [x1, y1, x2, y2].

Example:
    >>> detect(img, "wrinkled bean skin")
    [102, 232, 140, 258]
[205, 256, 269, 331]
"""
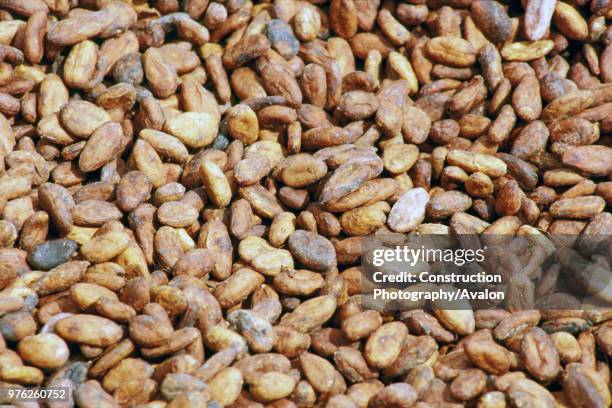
[0, 1, 608, 407]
